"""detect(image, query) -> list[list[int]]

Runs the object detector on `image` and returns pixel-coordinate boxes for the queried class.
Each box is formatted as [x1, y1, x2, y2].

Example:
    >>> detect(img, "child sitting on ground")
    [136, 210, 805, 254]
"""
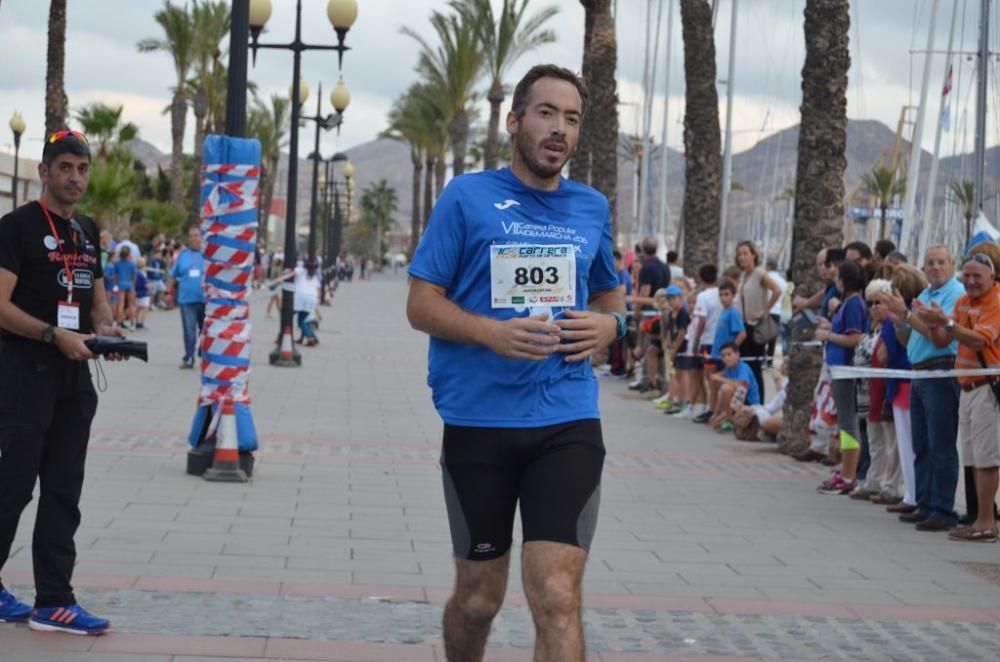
[702, 280, 746, 425]
[710, 342, 761, 433]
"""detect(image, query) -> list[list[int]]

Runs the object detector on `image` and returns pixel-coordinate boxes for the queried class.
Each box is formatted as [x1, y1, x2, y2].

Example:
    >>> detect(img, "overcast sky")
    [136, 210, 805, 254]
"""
[0, 0, 993, 164]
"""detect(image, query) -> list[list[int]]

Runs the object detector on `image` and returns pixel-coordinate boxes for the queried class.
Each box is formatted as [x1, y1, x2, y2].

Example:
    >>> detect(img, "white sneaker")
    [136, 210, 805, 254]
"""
[651, 394, 670, 405]
[673, 405, 694, 418]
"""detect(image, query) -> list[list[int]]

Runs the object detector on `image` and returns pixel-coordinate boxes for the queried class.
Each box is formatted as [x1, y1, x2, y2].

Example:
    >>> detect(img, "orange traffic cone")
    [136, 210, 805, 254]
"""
[279, 325, 295, 361]
[203, 400, 248, 483]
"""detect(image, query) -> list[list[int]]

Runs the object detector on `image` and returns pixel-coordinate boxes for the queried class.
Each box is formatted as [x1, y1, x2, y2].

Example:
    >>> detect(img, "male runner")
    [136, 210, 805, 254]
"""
[407, 64, 625, 662]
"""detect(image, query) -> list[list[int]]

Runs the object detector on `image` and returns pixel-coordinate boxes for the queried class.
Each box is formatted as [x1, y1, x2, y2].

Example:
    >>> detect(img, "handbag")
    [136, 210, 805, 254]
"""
[741, 276, 779, 344]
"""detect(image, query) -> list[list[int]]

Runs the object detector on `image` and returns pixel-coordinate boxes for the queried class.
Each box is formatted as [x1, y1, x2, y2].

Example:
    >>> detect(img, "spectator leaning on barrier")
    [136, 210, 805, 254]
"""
[959, 241, 1000, 526]
[880, 245, 965, 532]
[851, 278, 903, 503]
[689, 265, 722, 421]
[875, 264, 926, 514]
[917, 252, 1000, 542]
[734, 241, 781, 398]
[815, 260, 870, 495]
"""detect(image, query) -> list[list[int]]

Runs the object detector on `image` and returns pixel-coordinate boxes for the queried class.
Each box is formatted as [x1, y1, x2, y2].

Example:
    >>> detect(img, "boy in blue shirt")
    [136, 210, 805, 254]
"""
[710, 342, 761, 432]
[700, 280, 746, 424]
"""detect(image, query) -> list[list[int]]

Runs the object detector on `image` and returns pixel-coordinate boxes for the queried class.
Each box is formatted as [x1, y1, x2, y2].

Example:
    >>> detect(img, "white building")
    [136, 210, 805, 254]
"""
[0, 149, 42, 216]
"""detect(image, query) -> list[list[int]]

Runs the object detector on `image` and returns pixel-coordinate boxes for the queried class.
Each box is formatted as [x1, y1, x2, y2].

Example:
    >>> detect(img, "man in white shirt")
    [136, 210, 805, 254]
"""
[766, 259, 789, 364]
[688, 264, 722, 421]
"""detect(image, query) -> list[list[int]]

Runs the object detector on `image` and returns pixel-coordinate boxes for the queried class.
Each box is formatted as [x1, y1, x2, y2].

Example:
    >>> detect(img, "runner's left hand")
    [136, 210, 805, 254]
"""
[554, 310, 618, 363]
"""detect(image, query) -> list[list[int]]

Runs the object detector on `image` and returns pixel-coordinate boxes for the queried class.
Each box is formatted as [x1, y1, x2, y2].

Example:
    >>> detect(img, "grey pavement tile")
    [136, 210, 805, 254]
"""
[153, 551, 289, 569]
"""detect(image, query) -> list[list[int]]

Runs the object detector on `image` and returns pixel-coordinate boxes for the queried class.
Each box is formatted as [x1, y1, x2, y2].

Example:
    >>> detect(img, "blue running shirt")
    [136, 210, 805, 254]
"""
[409, 168, 619, 428]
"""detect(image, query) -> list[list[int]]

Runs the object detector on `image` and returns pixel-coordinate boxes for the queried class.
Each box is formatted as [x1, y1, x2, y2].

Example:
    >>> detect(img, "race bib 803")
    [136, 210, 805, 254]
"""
[490, 244, 576, 308]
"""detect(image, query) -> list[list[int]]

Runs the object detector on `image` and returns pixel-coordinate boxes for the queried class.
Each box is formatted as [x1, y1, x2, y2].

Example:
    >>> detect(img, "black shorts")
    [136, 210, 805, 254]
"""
[674, 354, 702, 370]
[441, 419, 605, 561]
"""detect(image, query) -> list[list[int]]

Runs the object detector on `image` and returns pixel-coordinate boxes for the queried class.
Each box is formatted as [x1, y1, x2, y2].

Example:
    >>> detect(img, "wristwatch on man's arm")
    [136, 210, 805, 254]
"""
[42, 324, 56, 344]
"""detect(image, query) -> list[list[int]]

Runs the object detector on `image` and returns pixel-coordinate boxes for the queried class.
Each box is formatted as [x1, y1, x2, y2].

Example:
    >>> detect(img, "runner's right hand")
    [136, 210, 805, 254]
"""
[486, 313, 561, 361]
[54, 328, 95, 361]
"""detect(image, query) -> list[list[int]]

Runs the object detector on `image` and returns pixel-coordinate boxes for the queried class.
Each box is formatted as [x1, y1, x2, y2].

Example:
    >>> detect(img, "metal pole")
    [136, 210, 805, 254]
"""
[637, 0, 664, 241]
[270, 0, 304, 366]
[307, 82, 323, 263]
[717, 0, 739, 270]
[900, 0, 940, 257]
[657, 0, 674, 245]
[332, 186, 343, 260]
[919, 0, 959, 263]
[224, 0, 250, 137]
[11, 132, 20, 210]
[974, 0, 990, 213]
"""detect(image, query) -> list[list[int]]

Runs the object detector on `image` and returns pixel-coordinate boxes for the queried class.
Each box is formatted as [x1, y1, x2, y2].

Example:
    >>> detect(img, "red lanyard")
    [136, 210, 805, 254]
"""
[38, 199, 78, 303]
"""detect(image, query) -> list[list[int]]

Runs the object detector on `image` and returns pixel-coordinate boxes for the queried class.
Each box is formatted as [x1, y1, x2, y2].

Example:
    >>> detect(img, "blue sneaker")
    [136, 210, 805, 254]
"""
[0, 587, 31, 623]
[28, 604, 110, 635]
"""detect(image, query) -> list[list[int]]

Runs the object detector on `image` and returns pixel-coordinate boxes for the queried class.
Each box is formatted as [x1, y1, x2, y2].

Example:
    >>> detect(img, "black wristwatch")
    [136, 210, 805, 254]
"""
[42, 325, 56, 344]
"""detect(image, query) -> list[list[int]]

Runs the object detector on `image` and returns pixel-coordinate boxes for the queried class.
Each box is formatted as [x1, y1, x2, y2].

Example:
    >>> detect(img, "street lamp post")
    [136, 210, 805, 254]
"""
[247, 0, 358, 367]
[305, 80, 350, 264]
[9, 112, 25, 211]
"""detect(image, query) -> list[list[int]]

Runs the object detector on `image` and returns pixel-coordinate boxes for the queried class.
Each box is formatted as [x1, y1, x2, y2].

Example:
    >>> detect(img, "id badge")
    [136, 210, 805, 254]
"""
[189, 268, 202, 278]
[490, 244, 576, 309]
[57, 301, 80, 330]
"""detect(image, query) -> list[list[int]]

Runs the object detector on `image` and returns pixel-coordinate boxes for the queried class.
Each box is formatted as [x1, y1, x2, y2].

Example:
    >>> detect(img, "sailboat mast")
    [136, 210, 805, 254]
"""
[657, 0, 676, 243]
[919, 0, 960, 262]
[718, 0, 739, 270]
[975, 0, 991, 213]
[900, 0, 940, 257]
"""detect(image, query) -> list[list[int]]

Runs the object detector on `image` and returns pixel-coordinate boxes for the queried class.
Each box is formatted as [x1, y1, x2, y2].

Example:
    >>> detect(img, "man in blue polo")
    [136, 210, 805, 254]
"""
[880, 245, 964, 531]
[407, 64, 625, 662]
[168, 227, 206, 369]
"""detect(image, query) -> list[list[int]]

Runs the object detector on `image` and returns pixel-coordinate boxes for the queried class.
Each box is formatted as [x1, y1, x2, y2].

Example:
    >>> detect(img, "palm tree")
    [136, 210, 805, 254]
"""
[45, 0, 68, 135]
[384, 86, 430, 256]
[247, 93, 291, 247]
[781, 0, 851, 456]
[949, 179, 976, 246]
[187, 0, 231, 222]
[679, 0, 721, 272]
[75, 105, 142, 233]
[138, 1, 195, 210]
[360, 180, 400, 266]
[403, 9, 484, 178]
[75, 103, 139, 158]
[452, 0, 559, 171]
[573, 0, 619, 237]
[861, 166, 904, 241]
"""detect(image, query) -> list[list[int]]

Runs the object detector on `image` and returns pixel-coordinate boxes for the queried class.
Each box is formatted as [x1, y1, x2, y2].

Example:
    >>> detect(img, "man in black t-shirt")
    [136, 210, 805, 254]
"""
[0, 130, 122, 635]
[629, 237, 671, 391]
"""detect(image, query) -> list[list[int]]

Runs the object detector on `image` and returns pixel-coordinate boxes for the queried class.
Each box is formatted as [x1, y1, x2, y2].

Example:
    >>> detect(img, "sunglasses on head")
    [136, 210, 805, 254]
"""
[966, 253, 995, 272]
[47, 129, 88, 144]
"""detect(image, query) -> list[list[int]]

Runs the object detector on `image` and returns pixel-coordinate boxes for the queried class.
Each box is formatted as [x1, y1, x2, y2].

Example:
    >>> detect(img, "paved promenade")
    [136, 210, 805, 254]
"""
[2, 273, 1000, 661]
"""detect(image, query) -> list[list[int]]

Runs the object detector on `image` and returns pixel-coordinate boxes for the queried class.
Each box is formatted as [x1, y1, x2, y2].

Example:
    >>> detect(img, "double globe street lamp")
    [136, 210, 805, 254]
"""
[318, 153, 354, 304]
[244, 0, 358, 367]
[8, 112, 25, 210]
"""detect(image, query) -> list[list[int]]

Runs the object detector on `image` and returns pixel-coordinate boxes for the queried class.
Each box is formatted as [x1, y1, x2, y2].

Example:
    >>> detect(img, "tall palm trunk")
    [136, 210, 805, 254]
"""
[781, 0, 850, 455]
[45, 0, 68, 135]
[169, 90, 188, 210]
[578, 0, 619, 237]
[423, 154, 435, 233]
[191, 91, 210, 226]
[410, 146, 424, 256]
[435, 157, 447, 200]
[879, 201, 888, 241]
[484, 81, 505, 171]
[680, 0, 721, 272]
[570, 4, 596, 186]
[450, 112, 470, 178]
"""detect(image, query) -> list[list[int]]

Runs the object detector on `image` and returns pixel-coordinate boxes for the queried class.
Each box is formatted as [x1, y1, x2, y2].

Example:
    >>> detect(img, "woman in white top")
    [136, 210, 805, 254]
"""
[294, 260, 321, 346]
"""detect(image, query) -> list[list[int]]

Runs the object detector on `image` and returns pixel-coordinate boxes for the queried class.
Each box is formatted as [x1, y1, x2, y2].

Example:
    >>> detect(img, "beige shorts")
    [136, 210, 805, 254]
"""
[959, 385, 1000, 468]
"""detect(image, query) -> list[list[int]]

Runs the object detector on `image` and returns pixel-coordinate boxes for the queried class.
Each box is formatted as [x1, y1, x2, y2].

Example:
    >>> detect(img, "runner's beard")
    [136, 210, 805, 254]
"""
[516, 132, 572, 181]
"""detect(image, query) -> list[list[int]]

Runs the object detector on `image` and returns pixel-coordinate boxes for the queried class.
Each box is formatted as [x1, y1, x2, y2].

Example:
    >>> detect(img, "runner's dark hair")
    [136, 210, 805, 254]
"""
[511, 64, 588, 118]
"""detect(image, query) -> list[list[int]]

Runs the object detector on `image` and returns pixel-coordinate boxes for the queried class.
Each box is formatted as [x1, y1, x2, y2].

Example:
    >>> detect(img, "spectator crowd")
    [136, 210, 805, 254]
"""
[606, 235, 1000, 543]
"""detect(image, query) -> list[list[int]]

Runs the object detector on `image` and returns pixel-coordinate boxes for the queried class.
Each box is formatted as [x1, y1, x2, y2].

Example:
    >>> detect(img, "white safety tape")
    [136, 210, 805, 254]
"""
[830, 365, 1000, 380]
